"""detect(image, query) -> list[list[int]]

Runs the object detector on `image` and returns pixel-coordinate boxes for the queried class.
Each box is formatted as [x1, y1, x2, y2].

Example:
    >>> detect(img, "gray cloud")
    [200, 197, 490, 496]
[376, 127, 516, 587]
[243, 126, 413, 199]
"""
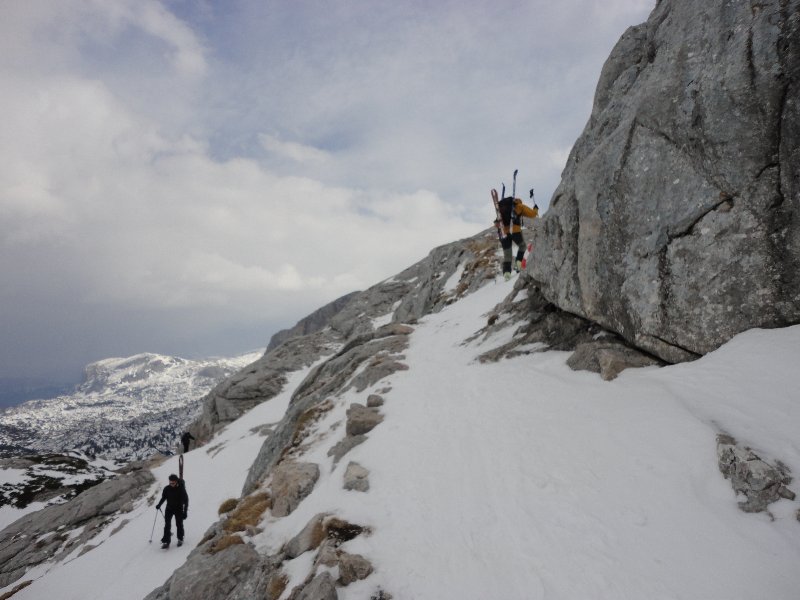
[0, 0, 654, 381]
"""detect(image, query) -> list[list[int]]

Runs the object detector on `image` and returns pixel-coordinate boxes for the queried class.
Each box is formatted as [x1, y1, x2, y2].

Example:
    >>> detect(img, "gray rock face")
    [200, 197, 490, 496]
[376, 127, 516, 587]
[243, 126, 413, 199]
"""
[474, 274, 606, 364]
[315, 540, 373, 586]
[240, 325, 412, 495]
[294, 572, 338, 600]
[717, 434, 795, 513]
[192, 347, 298, 441]
[336, 551, 373, 586]
[567, 339, 661, 381]
[366, 394, 385, 408]
[345, 404, 384, 437]
[327, 435, 367, 466]
[266, 292, 359, 353]
[174, 545, 258, 600]
[270, 461, 320, 518]
[284, 513, 328, 559]
[343, 462, 370, 492]
[0, 468, 153, 588]
[143, 543, 261, 600]
[529, 0, 800, 363]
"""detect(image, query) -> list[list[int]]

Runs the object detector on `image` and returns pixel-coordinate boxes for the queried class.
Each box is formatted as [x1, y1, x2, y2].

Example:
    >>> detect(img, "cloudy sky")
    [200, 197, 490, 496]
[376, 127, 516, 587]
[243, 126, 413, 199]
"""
[0, 0, 654, 383]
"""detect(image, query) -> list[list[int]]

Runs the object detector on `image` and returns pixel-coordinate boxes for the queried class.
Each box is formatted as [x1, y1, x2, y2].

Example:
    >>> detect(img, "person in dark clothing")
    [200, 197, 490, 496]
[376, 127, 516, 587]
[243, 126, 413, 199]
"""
[180, 431, 195, 453]
[498, 197, 539, 280]
[156, 473, 189, 548]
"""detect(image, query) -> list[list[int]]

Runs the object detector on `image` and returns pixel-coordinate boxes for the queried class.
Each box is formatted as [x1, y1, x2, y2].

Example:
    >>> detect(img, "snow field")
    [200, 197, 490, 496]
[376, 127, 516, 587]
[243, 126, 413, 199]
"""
[335, 283, 800, 599]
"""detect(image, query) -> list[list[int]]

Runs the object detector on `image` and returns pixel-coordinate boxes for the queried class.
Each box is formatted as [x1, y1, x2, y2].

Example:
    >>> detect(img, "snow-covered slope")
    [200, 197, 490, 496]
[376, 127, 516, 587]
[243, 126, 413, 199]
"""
[0, 351, 262, 461]
[4, 280, 799, 600]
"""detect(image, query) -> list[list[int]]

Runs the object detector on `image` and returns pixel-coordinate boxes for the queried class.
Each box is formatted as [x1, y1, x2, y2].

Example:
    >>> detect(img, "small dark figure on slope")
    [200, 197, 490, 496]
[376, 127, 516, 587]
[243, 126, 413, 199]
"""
[181, 431, 195, 453]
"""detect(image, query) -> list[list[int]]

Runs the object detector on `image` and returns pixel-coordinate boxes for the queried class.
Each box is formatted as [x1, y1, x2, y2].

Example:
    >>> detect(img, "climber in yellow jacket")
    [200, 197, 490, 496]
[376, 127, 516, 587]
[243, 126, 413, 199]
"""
[498, 197, 539, 280]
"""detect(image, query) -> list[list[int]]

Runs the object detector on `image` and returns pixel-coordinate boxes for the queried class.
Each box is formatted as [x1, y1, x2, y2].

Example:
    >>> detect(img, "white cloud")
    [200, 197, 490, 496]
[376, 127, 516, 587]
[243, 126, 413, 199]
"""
[126, 0, 208, 78]
[258, 134, 331, 164]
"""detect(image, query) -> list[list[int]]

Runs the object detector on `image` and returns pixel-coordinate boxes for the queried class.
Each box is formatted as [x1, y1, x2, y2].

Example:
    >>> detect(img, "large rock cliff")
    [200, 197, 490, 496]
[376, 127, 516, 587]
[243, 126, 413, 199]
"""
[529, 0, 800, 363]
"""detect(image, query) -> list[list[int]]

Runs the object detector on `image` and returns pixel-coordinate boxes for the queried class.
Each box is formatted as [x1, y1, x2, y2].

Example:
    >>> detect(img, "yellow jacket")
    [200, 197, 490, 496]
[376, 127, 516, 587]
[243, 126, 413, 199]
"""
[503, 198, 539, 235]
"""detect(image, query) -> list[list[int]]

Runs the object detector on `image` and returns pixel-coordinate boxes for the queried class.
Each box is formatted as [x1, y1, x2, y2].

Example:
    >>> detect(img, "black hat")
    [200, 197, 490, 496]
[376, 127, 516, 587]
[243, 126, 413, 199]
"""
[168, 474, 179, 481]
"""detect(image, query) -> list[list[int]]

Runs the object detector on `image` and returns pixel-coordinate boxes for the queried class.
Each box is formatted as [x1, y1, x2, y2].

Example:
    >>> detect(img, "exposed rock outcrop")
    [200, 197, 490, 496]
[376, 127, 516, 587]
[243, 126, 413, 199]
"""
[474, 273, 652, 380]
[327, 435, 367, 466]
[316, 541, 373, 585]
[143, 542, 262, 600]
[240, 324, 411, 496]
[567, 339, 662, 381]
[266, 292, 359, 353]
[0, 467, 153, 589]
[529, 0, 800, 363]
[293, 572, 338, 600]
[345, 403, 384, 437]
[164, 543, 261, 600]
[192, 335, 323, 440]
[343, 462, 370, 492]
[270, 461, 320, 518]
[284, 513, 328, 559]
[717, 434, 795, 514]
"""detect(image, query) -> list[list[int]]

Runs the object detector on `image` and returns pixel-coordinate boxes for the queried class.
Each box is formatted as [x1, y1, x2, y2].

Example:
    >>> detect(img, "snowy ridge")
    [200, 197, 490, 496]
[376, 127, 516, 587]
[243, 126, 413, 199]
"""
[0, 351, 263, 461]
[2, 275, 799, 600]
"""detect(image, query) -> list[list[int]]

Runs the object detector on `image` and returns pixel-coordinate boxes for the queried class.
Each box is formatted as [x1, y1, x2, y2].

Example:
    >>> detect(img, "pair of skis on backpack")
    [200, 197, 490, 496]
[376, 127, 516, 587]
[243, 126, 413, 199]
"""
[492, 168, 529, 243]
[492, 169, 533, 279]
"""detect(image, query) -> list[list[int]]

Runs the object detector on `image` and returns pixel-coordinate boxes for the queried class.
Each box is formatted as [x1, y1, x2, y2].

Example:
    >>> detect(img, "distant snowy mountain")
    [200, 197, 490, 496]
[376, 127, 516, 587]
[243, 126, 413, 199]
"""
[0, 351, 262, 462]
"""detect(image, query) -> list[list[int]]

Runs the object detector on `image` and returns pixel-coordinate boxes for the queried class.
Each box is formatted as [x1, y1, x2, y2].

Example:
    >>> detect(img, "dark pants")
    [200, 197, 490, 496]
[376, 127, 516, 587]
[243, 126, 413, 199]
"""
[182, 441, 190, 453]
[501, 232, 526, 273]
[162, 507, 184, 543]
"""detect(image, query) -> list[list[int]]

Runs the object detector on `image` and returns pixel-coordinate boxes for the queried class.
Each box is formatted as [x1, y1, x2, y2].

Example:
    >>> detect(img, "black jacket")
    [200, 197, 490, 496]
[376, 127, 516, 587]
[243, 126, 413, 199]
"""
[156, 482, 189, 512]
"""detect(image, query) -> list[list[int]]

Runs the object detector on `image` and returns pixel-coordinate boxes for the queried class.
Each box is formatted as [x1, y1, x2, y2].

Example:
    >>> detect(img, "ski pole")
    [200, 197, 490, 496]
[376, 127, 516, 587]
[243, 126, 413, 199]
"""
[149, 508, 161, 543]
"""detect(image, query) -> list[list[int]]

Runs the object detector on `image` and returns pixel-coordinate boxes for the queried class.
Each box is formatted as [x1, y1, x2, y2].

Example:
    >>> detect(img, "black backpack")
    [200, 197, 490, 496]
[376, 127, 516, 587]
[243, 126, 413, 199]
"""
[497, 197, 520, 228]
